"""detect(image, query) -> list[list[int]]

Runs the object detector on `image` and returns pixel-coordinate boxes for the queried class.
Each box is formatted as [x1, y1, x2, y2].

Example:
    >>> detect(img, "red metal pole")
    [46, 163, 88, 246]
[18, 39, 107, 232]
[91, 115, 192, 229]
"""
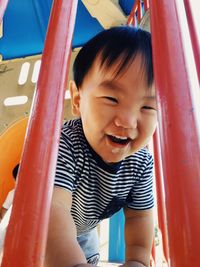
[137, 1, 142, 24]
[183, 0, 200, 82]
[153, 130, 169, 262]
[1, 0, 78, 267]
[150, 1, 200, 267]
[143, 0, 149, 12]
[0, 0, 9, 23]
[127, 0, 150, 26]
[127, 0, 139, 26]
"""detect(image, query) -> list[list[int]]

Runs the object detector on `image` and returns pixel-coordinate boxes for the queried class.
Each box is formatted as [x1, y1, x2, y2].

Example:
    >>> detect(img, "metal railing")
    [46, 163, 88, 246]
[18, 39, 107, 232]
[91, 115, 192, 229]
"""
[150, 1, 200, 266]
[127, 0, 149, 26]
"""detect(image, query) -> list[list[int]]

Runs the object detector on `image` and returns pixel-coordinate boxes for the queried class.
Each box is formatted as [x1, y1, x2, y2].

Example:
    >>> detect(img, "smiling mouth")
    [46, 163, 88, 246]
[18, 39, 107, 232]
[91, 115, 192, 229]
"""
[107, 135, 131, 145]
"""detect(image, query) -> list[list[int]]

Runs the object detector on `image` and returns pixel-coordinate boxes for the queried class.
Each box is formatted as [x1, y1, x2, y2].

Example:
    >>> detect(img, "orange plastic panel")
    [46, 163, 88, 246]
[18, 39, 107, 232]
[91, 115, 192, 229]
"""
[0, 117, 28, 207]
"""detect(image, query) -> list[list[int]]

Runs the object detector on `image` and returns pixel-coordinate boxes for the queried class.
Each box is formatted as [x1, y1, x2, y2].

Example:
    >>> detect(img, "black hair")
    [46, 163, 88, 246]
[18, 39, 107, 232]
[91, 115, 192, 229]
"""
[73, 26, 153, 88]
[12, 164, 19, 180]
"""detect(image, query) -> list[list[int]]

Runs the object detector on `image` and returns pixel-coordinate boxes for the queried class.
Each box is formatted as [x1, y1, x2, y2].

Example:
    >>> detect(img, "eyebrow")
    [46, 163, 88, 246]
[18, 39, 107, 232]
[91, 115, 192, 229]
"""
[144, 95, 156, 100]
[99, 80, 123, 91]
[100, 80, 156, 99]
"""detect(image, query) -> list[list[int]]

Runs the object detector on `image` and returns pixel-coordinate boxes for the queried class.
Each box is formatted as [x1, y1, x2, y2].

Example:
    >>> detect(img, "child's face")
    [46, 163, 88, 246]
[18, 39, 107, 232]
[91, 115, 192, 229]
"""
[71, 55, 157, 163]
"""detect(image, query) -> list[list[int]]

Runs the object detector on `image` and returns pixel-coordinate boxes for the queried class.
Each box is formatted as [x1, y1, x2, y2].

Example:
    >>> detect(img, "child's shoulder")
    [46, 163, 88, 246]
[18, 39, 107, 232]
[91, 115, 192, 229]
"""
[60, 118, 86, 150]
[127, 147, 153, 166]
[121, 148, 153, 177]
[61, 118, 83, 138]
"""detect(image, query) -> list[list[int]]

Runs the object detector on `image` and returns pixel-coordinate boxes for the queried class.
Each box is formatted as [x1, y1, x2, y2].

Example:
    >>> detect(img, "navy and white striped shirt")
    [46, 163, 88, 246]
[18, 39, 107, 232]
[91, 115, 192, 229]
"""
[55, 119, 154, 236]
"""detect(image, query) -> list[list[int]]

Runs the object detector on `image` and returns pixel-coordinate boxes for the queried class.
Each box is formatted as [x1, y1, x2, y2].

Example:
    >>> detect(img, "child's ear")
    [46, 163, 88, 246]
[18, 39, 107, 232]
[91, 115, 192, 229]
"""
[69, 80, 81, 116]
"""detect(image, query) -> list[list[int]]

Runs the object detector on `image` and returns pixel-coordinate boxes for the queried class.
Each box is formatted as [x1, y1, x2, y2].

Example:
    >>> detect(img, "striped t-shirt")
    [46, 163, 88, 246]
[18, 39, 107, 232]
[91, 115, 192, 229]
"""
[55, 119, 154, 236]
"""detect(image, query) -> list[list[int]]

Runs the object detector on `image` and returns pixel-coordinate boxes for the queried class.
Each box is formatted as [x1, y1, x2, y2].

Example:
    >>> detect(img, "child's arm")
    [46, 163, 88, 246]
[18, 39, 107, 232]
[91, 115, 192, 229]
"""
[123, 207, 154, 267]
[45, 187, 89, 267]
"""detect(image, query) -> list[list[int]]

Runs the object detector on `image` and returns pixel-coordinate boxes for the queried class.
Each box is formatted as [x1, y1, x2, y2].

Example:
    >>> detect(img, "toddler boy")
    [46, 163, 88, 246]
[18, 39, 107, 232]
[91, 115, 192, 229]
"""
[46, 26, 157, 267]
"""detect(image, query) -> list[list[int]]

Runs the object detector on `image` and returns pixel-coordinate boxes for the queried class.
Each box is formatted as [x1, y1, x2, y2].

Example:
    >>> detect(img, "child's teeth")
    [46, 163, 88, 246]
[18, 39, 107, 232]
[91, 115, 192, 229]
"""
[114, 135, 127, 140]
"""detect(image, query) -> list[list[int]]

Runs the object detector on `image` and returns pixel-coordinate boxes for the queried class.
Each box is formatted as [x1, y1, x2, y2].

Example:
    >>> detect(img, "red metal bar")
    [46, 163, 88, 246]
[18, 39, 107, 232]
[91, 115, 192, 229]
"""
[143, 0, 149, 11]
[137, 1, 142, 23]
[127, 0, 139, 26]
[0, 0, 9, 23]
[132, 15, 136, 27]
[127, 0, 150, 26]
[150, 1, 200, 267]
[153, 130, 169, 262]
[183, 0, 200, 82]
[1, 0, 78, 267]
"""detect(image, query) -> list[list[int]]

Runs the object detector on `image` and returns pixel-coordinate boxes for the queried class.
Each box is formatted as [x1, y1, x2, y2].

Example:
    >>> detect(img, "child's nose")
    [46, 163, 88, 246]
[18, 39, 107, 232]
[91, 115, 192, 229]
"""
[114, 111, 138, 129]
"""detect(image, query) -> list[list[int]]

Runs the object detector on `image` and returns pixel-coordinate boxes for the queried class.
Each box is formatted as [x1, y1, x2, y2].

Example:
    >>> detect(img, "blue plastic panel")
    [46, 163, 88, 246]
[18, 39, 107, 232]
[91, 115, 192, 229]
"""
[0, 0, 52, 60]
[0, 0, 133, 60]
[109, 209, 125, 263]
[0, 0, 104, 60]
[73, 1, 103, 48]
[119, 0, 135, 16]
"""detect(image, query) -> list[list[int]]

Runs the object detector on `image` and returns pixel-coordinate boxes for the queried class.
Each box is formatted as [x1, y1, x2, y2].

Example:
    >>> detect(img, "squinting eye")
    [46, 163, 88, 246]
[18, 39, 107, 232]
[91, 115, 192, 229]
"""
[142, 106, 156, 110]
[104, 96, 118, 103]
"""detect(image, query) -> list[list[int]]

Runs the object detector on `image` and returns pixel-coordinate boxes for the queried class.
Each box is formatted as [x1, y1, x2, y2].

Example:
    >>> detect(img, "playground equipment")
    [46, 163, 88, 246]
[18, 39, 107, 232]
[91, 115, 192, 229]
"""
[0, 0, 199, 266]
